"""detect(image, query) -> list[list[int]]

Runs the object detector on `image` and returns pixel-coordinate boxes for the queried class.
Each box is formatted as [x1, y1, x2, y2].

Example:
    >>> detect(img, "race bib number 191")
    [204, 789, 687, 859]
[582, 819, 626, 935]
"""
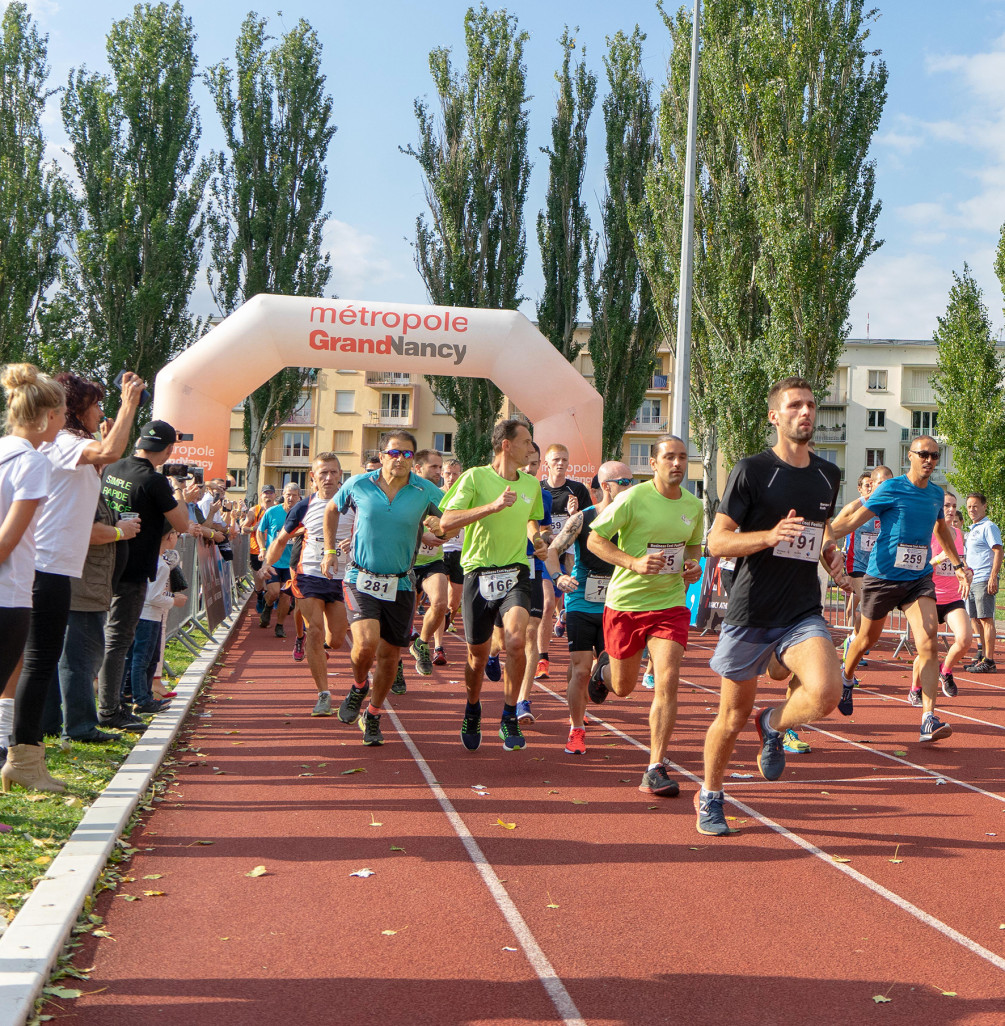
[773, 521, 824, 562]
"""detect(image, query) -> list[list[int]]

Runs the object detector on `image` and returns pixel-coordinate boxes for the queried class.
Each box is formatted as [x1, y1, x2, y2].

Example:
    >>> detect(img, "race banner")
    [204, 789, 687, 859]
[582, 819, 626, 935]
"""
[197, 538, 227, 632]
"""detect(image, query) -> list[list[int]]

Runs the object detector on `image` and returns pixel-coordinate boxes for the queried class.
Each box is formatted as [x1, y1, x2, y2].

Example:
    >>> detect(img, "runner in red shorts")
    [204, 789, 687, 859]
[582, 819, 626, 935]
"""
[586, 435, 703, 797]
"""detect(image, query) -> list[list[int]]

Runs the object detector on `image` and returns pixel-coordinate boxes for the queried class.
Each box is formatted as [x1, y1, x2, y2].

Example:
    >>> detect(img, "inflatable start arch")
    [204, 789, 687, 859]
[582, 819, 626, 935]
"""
[152, 295, 604, 481]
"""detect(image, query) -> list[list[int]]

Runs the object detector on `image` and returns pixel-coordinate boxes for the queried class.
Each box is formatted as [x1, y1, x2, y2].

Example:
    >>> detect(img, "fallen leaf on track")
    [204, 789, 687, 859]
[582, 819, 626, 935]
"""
[832, 856, 852, 864]
[496, 819, 517, 830]
[44, 986, 82, 999]
[390, 846, 405, 852]
[342, 767, 366, 775]
[143, 890, 166, 897]
[381, 929, 397, 936]
[245, 865, 267, 878]
[502, 946, 517, 952]
[872, 995, 891, 1004]
[571, 798, 588, 805]
[143, 874, 163, 880]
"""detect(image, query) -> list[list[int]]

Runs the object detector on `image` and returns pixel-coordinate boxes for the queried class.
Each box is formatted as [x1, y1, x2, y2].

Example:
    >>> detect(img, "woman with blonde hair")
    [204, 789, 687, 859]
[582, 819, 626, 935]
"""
[0, 364, 65, 793]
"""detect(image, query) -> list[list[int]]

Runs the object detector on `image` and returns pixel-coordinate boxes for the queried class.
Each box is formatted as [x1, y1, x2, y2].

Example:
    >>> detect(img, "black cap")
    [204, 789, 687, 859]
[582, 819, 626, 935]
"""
[136, 420, 178, 452]
[261, 484, 276, 494]
[591, 474, 600, 490]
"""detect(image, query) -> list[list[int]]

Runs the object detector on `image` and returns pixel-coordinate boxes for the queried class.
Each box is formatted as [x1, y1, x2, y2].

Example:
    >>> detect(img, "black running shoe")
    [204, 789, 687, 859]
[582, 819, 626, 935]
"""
[461, 705, 482, 750]
[98, 708, 145, 732]
[359, 710, 384, 746]
[499, 717, 526, 751]
[337, 684, 369, 723]
[588, 650, 610, 704]
[391, 660, 407, 695]
[638, 764, 679, 797]
[940, 671, 958, 698]
[837, 674, 856, 716]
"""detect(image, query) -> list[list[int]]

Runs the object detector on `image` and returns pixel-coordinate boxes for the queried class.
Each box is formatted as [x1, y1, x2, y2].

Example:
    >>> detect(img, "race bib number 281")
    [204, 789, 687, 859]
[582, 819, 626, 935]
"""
[356, 569, 397, 601]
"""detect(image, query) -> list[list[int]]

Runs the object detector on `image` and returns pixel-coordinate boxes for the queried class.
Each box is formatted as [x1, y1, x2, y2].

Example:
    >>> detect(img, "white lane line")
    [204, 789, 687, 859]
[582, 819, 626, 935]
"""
[385, 705, 587, 1026]
[852, 687, 1005, 731]
[534, 683, 1005, 976]
[721, 775, 938, 785]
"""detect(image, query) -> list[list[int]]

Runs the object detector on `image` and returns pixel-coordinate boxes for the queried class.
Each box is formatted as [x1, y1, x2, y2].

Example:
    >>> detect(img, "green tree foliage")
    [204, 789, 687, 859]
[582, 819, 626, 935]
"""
[933, 265, 1005, 526]
[406, 4, 530, 468]
[585, 28, 660, 461]
[0, 3, 70, 365]
[206, 13, 336, 499]
[59, 2, 208, 414]
[536, 28, 596, 363]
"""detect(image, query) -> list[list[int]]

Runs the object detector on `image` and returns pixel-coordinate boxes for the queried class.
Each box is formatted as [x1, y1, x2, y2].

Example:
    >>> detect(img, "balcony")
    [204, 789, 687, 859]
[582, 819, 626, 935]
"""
[627, 416, 669, 433]
[628, 455, 653, 473]
[821, 387, 848, 404]
[368, 410, 416, 429]
[902, 385, 936, 406]
[282, 410, 313, 426]
[263, 448, 311, 467]
[366, 372, 415, 387]
[901, 427, 945, 442]
[814, 425, 847, 442]
[649, 373, 669, 390]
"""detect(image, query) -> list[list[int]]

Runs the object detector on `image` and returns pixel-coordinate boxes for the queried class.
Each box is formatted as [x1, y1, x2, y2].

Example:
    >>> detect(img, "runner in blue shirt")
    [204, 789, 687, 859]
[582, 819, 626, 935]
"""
[321, 431, 443, 746]
[256, 481, 300, 638]
[831, 435, 970, 742]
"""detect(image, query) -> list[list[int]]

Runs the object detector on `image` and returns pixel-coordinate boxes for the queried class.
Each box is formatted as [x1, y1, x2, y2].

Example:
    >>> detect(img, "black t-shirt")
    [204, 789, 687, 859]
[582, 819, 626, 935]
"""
[718, 449, 841, 628]
[546, 479, 592, 521]
[101, 455, 178, 583]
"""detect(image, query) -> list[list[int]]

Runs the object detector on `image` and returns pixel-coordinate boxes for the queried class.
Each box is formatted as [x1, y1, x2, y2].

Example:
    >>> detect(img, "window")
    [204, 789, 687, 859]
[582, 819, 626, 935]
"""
[867, 370, 887, 391]
[288, 390, 312, 424]
[228, 428, 244, 452]
[433, 432, 453, 453]
[282, 431, 310, 460]
[634, 399, 661, 425]
[866, 410, 885, 429]
[335, 391, 355, 413]
[865, 448, 885, 469]
[380, 392, 410, 419]
[433, 395, 451, 415]
[629, 442, 650, 469]
[816, 448, 839, 464]
[283, 470, 307, 490]
[685, 479, 704, 499]
[228, 468, 247, 489]
[912, 410, 938, 433]
[332, 430, 353, 452]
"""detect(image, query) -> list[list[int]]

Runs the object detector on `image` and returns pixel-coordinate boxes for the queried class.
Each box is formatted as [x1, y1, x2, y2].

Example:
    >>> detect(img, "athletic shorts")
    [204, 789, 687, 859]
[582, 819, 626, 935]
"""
[250, 553, 262, 572]
[966, 579, 997, 620]
[462, 564, 532, 646]
[936, 598, 966, 624]
[443, 550, 464, 586]
[567, 609, 605, 654]
[603, 606, 689, 661]
[860, 574, 935, 621]
[528, 575, 545, 620]
[268, 566, 291, 585]
[414, 560, 447, 591]
[343, 581, 415, 648]
[709, 614, 832, 681]
[292, 573, 344, 604]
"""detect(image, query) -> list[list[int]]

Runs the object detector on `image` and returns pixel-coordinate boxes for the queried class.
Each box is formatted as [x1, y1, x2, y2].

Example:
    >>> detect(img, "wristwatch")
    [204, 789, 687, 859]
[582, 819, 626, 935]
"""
[952, 562, 964, 571]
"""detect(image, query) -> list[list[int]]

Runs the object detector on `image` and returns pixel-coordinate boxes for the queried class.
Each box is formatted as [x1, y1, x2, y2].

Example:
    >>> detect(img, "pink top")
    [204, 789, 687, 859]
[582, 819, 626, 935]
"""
[931, 526, 964, 604]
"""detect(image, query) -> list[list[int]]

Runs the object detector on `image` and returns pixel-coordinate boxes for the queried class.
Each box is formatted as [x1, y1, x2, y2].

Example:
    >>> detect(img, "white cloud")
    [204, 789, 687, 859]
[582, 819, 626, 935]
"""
[847, 252, 952, 340]
[7, 0, 59, 20]
[324, 220, 406, 301]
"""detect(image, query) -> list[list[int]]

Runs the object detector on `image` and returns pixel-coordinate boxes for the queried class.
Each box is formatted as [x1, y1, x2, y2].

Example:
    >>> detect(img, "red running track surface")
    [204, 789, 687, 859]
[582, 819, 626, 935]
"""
[47, 611, 1005, 1026]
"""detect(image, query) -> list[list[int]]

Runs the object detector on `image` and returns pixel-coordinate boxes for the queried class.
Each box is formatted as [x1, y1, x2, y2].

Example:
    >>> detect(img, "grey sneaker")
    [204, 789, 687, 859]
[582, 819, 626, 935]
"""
[694, 789, 733, 836]
[311, 691, 333, 717]
[337, 684, 369, 723]
[920, 713, 952, 743]
[638, 764, 679, 797]
[754, 707, 786, 781]
[908, 686, 923, 707]
[359, 710, 384, 746]
[391, 660, 407, 695]
[410, 637, 433, 676]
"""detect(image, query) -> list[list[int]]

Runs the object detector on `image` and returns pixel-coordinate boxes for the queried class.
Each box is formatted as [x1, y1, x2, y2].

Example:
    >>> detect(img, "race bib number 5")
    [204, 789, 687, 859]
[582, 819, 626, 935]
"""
[773, 521, 824, 562]
[647, 542, 685, 574]
[478, 568, 519, 601]
[894, 544, 928, 572]
[356, 569, 397, 601]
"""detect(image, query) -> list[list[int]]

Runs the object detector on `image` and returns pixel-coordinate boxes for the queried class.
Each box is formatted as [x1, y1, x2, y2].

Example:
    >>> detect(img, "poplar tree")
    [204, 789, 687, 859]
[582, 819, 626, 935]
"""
[933, 265, 1005, 525]
[0, 2, 70, 365]
[406, 4, 531, 467]
[585, 28, 660, 460]
[536, 28, 596, 363]
[59, 1, 209, 412]
[206, 14, 336, 499]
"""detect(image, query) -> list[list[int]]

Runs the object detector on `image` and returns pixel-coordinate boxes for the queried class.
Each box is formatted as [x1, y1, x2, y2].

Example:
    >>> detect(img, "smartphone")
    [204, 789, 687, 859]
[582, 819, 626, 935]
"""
[113, 368, 151, 406]
[163, 462, 190, 479]
[191, 467, 204, 485]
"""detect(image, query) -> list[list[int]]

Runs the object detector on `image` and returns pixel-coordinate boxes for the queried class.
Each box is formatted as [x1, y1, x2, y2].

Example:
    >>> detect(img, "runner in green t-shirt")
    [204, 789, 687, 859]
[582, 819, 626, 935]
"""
[440, 419, 546, 752]
[587, 435, 704, 798]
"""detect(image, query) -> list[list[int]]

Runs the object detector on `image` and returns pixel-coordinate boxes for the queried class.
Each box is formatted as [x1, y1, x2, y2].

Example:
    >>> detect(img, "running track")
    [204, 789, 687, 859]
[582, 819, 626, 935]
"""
[47, 610, 1005, 1025]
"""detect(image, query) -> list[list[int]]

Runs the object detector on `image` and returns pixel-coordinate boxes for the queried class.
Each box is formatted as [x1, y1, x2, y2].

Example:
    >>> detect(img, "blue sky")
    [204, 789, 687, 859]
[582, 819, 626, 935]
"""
[16, 0, 1005, 342]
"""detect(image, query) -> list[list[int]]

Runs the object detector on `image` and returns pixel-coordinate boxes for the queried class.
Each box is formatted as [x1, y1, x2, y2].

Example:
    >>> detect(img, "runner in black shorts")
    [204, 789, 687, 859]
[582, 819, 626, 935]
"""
[408, 449, 451, 673]
[440, 459, 465, 635]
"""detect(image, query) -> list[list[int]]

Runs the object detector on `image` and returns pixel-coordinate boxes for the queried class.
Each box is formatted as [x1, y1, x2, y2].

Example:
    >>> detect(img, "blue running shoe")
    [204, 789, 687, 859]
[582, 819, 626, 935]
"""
[920, 713, 952, 743]
[642, 672, 655, 690]
[485, 654, 502, 682]
[754, 707, 785, 781]
[694, 789, 732, 836]
[516, 699, 534, 723]
[837, 674, 857, 716]
[461, 704, 482, 750]
[499, 717, 526, 751]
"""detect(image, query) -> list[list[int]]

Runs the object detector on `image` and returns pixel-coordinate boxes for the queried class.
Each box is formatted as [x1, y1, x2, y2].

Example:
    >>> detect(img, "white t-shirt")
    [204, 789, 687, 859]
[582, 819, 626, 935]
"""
[35, 430, 100, 577]
[0, 435, 51, 607]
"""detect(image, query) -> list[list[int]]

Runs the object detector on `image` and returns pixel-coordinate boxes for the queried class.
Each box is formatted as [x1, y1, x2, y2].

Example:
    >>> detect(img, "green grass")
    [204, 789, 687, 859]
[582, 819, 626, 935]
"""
[0, 629, 205, 927]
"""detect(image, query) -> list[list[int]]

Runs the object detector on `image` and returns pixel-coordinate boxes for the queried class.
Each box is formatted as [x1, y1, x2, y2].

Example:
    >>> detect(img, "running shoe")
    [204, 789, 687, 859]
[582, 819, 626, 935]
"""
[133, 699, 171, 715]
[534, 658, 549, 680]
[642, 672, 656, 690]
[445, 611, 456, 633]
[311, 691, 332, 717]
[274, 623, 286, 639]
[588, 651, 610, 704]
[638, 764, 680, 797]
[754, 707, 786, 781]
[919, 713, 953, 743]
[293, 635, 305, 661]
[432, 646, 447, 666]
[461, 704, 482, 751]
[908, 686, 923, 708]
[485, 654, 502, 682]
[359, 710, 384, 745]
[516, 699, 534, 724]
[410, 637, 433, 676]
[782, 729, 811, 754]
[337, 683, 369, 723]
[694, 789, 732, 836]
[256, 593, 265, 615]
[837, 674, 857, 716]
[965, 653, 985, 671]
[391, 661, 407, 695]
[940, 671, 958, 698]
[553, 612, 566, 638]
[259, 606, 272, 628]
[499, 717, 526, 751]
[99, 707, 144, 731]
[971, 659, 997, 674]
[564, 726, 586, 755]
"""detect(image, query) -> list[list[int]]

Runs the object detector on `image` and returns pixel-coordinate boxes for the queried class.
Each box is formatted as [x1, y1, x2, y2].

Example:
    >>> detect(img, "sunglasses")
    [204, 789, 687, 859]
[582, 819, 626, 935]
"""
[909, 450, 940, 461]
[604, 477, 634, 487]
[382, 449, 415, 459]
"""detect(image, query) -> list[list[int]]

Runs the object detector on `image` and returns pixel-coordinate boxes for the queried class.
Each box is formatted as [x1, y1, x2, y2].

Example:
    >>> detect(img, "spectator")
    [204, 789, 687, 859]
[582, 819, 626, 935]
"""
[964, 492, 1003, 673]
[95, 420, 197, 731]
[0, 364, 65, 794]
